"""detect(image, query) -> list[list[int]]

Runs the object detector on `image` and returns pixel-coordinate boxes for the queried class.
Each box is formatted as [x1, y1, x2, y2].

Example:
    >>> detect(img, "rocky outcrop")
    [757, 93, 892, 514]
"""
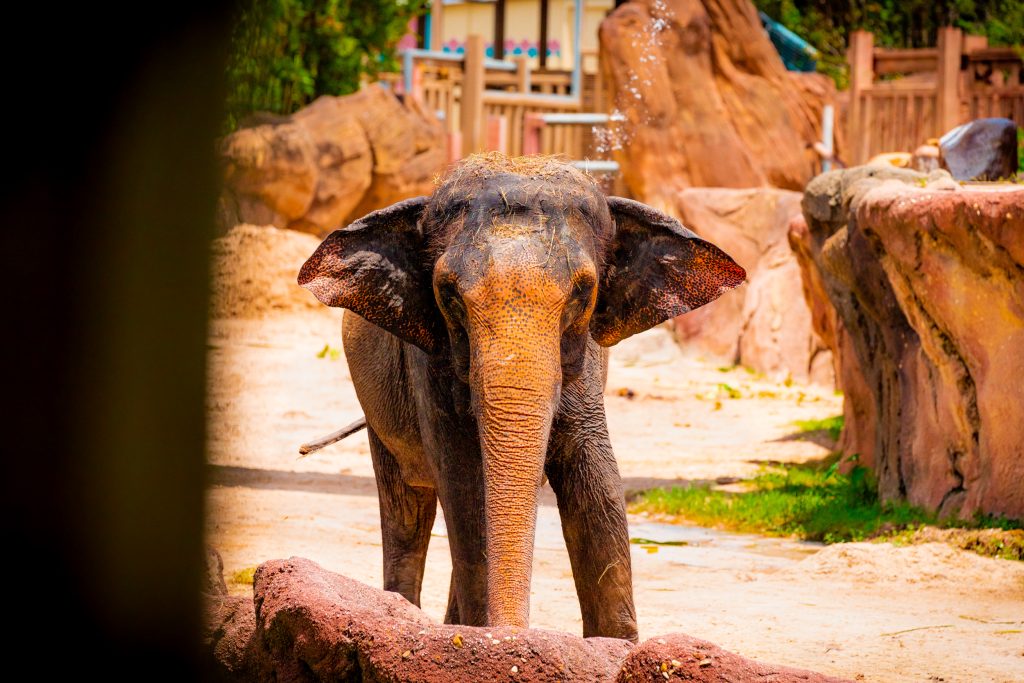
[788, 214, 876, 460]
[219, 84, 447, 236]
[599, 0, 835, 207]
[203, 557, 849, 682]
[671, 188, 833, 385]
[796, 165, 1024, 519]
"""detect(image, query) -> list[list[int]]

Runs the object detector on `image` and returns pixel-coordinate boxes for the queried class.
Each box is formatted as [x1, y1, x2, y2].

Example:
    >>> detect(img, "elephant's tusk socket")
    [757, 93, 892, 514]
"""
[298, 417, 367, 456]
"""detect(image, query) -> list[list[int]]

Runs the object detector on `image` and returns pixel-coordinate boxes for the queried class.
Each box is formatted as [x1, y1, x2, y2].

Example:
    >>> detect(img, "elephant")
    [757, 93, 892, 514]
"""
[298, 154, 744, 641]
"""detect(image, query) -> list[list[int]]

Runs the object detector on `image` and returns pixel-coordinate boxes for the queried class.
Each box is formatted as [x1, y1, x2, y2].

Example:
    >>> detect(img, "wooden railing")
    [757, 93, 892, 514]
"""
[388, 35, 613, 165]
[482, 91, 580, 156]
[846, 28, 1024, 164]
[966, 87, 1024, 120]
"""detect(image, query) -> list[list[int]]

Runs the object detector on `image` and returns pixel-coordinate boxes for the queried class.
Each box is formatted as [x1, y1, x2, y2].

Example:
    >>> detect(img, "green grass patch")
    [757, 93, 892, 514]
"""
[717, 383, 742, 399]
[230, 566, 257, 586]
[630, 460, 1022, 559]
[792, 414, 844, 442]
[316, 343, 342, 360]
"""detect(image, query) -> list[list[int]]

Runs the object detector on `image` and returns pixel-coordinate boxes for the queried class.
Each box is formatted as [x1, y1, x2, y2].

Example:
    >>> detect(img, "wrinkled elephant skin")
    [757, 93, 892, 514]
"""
[298, 155, 745, 640]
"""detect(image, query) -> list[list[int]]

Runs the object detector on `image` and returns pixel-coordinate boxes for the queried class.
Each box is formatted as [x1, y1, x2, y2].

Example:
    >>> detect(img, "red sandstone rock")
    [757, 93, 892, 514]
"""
[672, 188, 833, 384]
[204, 594, 257, 680]
[799, 166, 1024, 518]
[253, 557, 629, 682]
[203, 557, 850, 681]
[202, 548, 257, 680]
[787, 214, 876, 464]
[616, 633, 848, 682]
[599, 0, 836, 207]
[219, 85, 446, 237]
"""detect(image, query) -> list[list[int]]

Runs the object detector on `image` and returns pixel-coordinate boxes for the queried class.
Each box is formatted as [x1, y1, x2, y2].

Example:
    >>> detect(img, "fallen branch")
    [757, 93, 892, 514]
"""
[298, 417, 367, 456]
[880, 624, 953, 637]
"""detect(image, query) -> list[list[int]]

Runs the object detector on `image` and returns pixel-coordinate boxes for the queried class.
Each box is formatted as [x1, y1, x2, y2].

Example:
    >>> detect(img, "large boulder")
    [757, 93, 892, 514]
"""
[939, 118, 1019, 181]
[599, 0, 834, 207]
[219, 85, 447, 236]
[796, 165, 1024, 519]
[671, 188, 833, 385]
[203, 557, 849, 682]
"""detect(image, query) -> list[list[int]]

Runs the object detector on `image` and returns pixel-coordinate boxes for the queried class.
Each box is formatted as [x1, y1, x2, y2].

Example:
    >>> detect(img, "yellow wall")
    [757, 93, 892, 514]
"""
[439, 0, 613, 72]
[440, 2, 496, 49]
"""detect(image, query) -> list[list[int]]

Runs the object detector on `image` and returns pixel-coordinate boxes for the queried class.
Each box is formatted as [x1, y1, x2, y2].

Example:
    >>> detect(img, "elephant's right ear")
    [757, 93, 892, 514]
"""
[298, 196, 445, 354]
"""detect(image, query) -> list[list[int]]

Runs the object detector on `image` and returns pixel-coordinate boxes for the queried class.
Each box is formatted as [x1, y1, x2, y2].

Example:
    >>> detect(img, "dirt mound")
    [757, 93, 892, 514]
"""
[211, 224, 324, 318]
[792, 542, 1024, 590]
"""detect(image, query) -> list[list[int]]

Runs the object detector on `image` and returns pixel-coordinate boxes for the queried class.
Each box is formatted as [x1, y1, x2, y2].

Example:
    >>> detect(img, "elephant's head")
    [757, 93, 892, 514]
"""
[298, 155, 744, 628]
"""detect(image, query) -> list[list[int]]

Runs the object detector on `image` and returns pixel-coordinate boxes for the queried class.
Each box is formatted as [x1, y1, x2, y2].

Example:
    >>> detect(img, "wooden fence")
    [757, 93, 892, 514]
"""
[387, 35, 609, 162]
[847, 28, 1024, 164]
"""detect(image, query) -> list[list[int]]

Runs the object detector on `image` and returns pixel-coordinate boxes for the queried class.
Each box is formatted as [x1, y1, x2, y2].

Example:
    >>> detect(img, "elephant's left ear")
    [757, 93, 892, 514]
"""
[590, 197, 746, 347]
[298, 196, 446, 354]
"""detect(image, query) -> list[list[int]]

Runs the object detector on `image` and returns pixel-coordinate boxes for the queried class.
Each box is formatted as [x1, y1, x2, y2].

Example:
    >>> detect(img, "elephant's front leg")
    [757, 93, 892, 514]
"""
[546, 377, 638, 642]
[367, 428, 437, 606]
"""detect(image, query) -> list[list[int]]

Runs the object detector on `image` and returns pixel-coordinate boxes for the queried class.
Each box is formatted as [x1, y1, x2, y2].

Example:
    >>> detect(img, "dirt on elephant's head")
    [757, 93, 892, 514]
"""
[425, 153, 613, 259]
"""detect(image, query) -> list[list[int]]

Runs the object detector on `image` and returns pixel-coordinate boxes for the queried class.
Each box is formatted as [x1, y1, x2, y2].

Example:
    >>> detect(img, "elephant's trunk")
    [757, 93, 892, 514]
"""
[469, 319, 561, 628]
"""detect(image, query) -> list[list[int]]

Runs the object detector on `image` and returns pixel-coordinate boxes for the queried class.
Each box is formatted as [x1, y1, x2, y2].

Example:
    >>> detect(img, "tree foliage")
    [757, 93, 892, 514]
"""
[754, 0, 1024, 88]
[225, 0, 428, 130]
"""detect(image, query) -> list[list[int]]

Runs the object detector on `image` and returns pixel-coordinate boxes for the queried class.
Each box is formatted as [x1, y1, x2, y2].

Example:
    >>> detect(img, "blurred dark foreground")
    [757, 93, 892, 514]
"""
[2, 3, 230, 678]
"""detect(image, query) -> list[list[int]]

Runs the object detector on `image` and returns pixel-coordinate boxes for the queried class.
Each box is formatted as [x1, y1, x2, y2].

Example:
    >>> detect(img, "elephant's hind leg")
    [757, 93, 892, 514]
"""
[368, 427, 436, 607]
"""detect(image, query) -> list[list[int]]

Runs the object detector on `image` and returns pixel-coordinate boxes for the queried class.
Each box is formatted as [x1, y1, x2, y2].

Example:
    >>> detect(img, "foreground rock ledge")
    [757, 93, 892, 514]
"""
[204, 557, 849, 682]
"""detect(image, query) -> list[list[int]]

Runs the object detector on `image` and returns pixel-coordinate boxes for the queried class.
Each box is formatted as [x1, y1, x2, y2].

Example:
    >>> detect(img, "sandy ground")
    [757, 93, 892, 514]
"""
[205, 307, 1024, 682]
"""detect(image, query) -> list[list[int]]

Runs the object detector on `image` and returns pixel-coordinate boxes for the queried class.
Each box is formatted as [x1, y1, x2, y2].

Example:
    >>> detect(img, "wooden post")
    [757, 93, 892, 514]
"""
[412, 61, 424, 105]
[539, 0, 549, 69]
[448, 131, 463, 163]
[936, 26, 963, 136]
[494, 0, 506, 60]
[847, 30, 874, 165]
[486, 115, 509, 154]
[523, 113, 545, 155]
[429, 0, 444, 53]
[515, 56, 530, 92]
[461, 35, 486, 156]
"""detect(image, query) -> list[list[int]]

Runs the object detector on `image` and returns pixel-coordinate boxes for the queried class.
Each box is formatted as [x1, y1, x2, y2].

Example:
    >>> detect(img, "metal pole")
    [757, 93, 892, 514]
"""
[822, 104, 834, 172]
[572, 0, 582, 100]
[403, 49, 414, 96]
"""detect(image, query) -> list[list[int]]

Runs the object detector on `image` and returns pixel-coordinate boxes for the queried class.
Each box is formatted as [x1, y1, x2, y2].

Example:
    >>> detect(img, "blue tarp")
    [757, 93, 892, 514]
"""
[759, 11, 819, 72]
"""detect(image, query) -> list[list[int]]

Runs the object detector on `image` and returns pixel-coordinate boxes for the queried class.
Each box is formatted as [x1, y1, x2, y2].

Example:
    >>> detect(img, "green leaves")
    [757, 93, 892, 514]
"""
[754, 1, 1024, 89]
[224, 0, 429, 131]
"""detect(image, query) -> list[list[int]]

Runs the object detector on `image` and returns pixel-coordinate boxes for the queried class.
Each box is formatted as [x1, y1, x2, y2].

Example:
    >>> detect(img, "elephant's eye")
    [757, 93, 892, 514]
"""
[437, 280, 466, 325]
[562, 271, 596, 331]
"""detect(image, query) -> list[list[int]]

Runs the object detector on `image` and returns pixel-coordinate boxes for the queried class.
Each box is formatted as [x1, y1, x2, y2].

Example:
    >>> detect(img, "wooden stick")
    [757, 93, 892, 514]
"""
[880, 624, 953, 637]
[298, 417, 367, 456]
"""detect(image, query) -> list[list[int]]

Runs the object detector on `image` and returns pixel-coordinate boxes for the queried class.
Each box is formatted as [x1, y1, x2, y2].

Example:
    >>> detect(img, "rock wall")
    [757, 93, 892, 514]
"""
[598, 0, 835, 207]
[203, 556, 849, 682]
[796, 166, 1024, 519]
[671, 188, 833, 384]
[218, 84, 446, 236]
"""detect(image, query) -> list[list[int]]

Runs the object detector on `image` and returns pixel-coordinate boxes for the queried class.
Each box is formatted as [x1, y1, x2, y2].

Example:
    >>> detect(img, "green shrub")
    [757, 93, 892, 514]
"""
[225, 0, 428, 131]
